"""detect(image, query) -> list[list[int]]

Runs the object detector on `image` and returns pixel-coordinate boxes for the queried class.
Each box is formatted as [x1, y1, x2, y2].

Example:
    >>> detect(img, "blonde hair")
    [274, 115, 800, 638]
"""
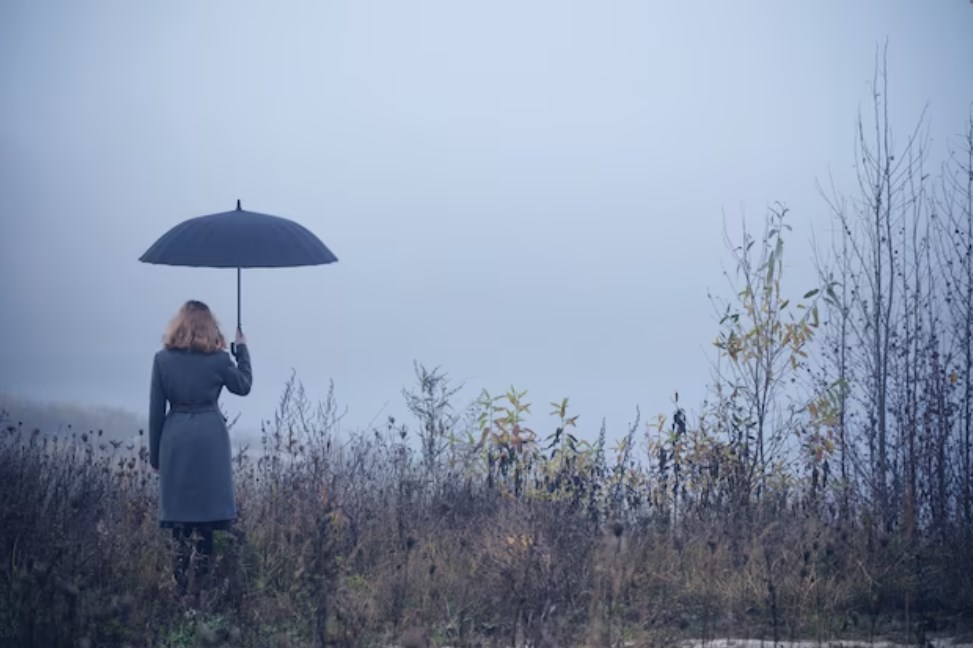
[163, 300, 227, 353]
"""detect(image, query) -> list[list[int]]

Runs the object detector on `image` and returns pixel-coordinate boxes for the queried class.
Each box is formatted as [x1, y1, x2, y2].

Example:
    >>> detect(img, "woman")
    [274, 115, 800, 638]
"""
[149, 300, 252, 594]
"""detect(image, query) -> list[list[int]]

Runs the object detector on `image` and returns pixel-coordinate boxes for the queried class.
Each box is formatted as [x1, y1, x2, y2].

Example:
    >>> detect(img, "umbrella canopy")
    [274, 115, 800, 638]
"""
[140, 200, 338, 332]
[140, 199, 338, 268]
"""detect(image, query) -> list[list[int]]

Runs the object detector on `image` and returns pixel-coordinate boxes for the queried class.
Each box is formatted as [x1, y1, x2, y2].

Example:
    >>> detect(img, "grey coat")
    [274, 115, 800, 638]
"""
[149, 344, 252, 525]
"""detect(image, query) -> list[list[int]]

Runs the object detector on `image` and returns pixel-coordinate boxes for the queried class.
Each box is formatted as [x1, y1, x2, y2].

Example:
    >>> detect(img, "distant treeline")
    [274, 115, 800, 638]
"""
[0, 392, 145, 443]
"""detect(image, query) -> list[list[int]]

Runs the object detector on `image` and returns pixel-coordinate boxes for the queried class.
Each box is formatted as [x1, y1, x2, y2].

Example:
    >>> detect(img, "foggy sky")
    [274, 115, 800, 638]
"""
[1, 1, 971, 441]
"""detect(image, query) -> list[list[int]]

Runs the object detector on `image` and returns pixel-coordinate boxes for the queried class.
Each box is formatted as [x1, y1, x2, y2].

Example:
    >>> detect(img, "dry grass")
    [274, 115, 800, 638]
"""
[1, 375, 971, 647]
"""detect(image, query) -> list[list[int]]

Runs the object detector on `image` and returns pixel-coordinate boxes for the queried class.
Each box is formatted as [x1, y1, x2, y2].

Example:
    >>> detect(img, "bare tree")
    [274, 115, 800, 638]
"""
[819, 45, 930, 531]
[933, 109, 973, 539]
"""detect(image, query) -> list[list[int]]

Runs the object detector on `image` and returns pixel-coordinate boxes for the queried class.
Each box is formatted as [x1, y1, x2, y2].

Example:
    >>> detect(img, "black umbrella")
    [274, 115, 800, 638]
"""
[140, 199, 338, 336]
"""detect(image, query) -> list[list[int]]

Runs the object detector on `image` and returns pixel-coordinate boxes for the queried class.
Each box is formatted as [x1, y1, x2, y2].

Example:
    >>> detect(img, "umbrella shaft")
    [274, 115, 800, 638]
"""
[236, 267, 242, 330]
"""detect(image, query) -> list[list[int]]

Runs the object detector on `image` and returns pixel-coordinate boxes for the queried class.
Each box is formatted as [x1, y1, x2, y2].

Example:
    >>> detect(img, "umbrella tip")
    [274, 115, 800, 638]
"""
[236, 199, 242, 211]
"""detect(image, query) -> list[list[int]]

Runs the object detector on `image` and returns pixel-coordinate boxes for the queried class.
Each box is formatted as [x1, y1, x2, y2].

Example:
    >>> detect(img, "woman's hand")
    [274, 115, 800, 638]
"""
[235, 327, 247, 346]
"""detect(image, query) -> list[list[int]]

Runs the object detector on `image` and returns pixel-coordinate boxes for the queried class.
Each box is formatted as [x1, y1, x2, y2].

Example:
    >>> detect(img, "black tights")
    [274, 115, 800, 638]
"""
[172, 525, 214, 593]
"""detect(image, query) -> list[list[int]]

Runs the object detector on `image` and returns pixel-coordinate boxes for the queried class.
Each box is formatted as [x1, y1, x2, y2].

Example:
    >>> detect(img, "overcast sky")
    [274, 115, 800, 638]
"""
[1, 1, 971, 441]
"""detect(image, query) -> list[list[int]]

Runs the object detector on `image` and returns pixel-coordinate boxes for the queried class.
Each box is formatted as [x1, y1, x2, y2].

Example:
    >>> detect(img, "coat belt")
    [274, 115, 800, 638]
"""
[169, 403, 219, 413]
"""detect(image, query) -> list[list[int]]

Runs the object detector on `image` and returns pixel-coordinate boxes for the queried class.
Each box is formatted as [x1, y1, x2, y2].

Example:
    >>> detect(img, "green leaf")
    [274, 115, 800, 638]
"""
[803, 288, 819, 299]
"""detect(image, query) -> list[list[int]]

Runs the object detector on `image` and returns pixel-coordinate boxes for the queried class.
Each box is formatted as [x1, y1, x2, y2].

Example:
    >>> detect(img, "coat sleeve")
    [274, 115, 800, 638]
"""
[149, 353, 167, 469]
[223, 344, 252, 396]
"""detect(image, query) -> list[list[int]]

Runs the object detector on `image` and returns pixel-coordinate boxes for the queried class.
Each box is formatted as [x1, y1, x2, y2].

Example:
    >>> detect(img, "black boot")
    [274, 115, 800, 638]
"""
[192, 528, 215, 589]
[172, 527, 193, 597]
